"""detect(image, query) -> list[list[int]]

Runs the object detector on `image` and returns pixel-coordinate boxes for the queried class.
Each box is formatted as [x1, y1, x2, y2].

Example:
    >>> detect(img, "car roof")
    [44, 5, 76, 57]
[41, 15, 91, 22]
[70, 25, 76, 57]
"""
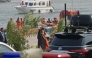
[55, 32, 92, 37]
[0, 42, 16, 52]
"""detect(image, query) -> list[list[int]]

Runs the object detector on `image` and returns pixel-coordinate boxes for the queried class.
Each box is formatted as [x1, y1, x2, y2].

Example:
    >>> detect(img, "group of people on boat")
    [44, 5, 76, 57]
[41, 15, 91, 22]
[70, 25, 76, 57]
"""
[41, 17, 58, 26]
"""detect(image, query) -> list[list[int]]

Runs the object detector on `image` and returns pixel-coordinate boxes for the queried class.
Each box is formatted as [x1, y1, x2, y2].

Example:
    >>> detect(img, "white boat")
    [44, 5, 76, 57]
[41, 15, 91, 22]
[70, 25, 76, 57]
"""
[15, 0, 54, 14]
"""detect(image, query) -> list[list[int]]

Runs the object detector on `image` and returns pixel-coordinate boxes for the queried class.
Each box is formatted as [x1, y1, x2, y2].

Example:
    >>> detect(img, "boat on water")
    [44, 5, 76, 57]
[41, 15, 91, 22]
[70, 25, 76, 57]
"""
[59, 10, 79, 20]
[15, 0, 54, 14]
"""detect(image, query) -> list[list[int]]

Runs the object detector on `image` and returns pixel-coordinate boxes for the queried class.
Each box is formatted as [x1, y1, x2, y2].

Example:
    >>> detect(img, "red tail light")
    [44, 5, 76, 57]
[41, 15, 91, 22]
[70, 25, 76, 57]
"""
[43, 52, 71, 58]
[69, 48, 89, 54]
[46, 48, 52, 52]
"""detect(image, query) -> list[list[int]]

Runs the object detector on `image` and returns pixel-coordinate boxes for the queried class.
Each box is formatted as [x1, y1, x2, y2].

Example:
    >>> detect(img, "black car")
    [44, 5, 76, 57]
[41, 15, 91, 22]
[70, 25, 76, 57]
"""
[46, 14, 92, 58]
[47, 31, 92, 58]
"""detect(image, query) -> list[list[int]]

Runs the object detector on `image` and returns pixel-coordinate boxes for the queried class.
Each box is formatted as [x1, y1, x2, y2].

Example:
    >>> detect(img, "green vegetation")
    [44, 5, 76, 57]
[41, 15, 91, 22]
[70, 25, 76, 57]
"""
[6, 13, 41, 51]
[24, 13, 41, 28]
[6, 12, 66, 51]
[6, 19, 27, 51]
[57, 18, 64, 32]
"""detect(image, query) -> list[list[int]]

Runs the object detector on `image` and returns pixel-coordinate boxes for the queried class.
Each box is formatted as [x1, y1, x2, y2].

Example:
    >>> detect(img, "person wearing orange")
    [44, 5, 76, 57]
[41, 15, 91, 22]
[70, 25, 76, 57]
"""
[70, 12, 74, 17]
[37, 27, 46, 50]
[16, 17, 21, 30]
[20, 18, 24, 27]
[41, 28, 49, 49]
[41, 18, 46, 24]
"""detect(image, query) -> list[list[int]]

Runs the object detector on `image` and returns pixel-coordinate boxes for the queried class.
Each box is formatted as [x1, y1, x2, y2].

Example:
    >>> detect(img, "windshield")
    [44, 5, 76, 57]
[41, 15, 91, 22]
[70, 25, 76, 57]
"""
[50, 34, 84, 46]
[0, 44, 13, 53]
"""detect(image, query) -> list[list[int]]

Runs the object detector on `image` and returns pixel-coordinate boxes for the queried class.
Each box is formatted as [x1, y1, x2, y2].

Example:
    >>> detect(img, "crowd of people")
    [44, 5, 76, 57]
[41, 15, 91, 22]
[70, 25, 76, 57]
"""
[41, 17, 58, 26]
[0, 17, 55, 51]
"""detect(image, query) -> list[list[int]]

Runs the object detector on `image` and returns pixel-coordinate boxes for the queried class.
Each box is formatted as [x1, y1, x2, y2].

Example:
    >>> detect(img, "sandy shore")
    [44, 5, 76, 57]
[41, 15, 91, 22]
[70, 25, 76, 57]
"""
[26, 35, 38, 46]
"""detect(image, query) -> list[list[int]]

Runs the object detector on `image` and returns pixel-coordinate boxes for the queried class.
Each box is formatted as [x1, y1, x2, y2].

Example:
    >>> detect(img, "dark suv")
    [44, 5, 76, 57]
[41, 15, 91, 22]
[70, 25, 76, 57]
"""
[47, 31, 92, 58]
[46, 14, 92, 58]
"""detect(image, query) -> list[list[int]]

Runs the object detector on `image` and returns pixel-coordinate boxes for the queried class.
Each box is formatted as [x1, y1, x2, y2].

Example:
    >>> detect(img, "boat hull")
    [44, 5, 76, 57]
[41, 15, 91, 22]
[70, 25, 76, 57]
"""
[15, 6, 54, 14]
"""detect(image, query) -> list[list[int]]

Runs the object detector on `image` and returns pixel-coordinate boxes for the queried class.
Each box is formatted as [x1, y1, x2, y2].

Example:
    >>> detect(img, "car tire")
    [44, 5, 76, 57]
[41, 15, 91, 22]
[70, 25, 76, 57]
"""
[85, 50, 92, 58]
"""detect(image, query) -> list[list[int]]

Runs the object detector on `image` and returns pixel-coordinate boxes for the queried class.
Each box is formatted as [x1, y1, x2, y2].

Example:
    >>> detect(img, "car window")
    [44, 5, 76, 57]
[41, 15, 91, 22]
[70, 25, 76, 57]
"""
[0, 44, 13, 52]
[50, 34, 84, 46]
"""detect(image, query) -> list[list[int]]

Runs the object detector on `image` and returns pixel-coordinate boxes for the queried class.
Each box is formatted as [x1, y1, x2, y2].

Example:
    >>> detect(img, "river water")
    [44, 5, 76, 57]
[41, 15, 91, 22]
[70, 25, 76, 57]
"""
[0, 0, 92, 29]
